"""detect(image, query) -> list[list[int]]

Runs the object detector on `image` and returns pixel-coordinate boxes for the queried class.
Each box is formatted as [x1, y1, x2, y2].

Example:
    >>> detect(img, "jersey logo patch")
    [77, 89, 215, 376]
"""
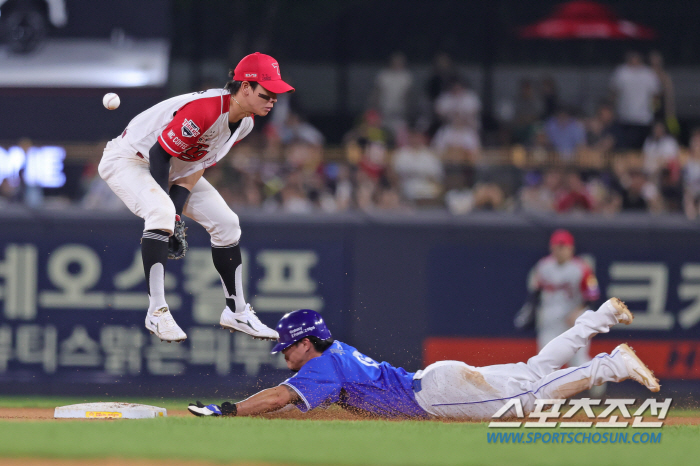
[181, 119, 201, 138]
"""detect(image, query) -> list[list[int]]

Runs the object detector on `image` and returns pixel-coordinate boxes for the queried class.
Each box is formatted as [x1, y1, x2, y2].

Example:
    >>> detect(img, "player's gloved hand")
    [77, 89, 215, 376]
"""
[513, 302, 535, 331]
[188, 400, 237, 417]
[168, 215, 188, 260]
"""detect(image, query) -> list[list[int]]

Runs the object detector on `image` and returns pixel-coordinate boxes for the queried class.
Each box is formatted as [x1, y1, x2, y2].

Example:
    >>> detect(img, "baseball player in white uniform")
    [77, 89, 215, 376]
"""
[515, 229, 600, 368]
[98, 52, 293, 342]
[188, 298, 659, 419]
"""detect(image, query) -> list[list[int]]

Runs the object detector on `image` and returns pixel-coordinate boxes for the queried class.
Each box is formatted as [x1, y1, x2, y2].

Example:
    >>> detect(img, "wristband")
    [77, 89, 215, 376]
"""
[220, 401, 237, 416]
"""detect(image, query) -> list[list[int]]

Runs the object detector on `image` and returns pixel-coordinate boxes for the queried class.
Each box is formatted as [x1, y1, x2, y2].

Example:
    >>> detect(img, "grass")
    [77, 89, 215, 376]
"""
[0, 396, 698, 466]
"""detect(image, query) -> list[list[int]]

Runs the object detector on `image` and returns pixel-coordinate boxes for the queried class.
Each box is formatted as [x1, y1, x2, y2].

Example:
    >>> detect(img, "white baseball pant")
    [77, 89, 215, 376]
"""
[413, 301, 631, 419]
[538, 319, 591, 368]
[99, 138, 241, 246]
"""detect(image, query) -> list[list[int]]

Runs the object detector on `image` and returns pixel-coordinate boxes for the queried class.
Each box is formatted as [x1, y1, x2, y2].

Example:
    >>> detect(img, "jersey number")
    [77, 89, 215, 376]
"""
[353, 350, 379, 368]
[179, 143, 209, 162]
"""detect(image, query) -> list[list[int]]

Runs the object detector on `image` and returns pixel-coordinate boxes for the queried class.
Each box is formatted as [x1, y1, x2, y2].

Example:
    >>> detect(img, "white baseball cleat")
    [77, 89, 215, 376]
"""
[598, 297, 634, 325]
[616, 343, 660, 392]
[145, 307, 187, 342]
[188, 401, 222, 417]
[220, 304, 279, 341]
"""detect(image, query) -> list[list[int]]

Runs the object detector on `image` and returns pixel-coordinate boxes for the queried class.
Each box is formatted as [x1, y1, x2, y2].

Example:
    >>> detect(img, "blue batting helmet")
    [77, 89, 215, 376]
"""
[271, 309, 332, 354]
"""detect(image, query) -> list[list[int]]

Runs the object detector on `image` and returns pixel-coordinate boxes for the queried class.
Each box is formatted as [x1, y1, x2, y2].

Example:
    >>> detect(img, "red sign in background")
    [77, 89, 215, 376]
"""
[423, 338, 700, 380]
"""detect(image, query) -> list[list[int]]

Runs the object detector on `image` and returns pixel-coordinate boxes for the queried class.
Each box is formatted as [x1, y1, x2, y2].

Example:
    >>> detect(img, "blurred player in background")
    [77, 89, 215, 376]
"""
[98, 53, 293, 342]
[514, 229, 600, 372]
[188, 300, 659, 420]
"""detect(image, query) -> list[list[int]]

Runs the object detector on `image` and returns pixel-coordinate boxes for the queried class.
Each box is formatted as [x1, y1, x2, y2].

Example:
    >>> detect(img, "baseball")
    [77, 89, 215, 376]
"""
[103, 92, 120, 110]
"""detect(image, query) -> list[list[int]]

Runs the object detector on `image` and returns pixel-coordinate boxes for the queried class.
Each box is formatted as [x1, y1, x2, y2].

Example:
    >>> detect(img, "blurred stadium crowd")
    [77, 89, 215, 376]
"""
[2, 48, 699, 218]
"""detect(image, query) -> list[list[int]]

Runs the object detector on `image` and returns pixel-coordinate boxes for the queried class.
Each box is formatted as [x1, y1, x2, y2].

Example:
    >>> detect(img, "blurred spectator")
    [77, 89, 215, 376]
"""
[683, 128, 700, 219]
[649, 50, 679, 137]
[444, 167, 476, 215]
[519, 168, 562, 213]
[555, 170, 595, 213]
[585, 103, 619, 154]
[642, 120, 680, 183]
[540, 76, 559, 120]
[472, 182, 507, 211]
[610, 51, 660, 149]
[614, 168, 661, 212]
[431, 115, 481, 166]
[278, 113, 325, 146]
[280, 187, 314, 214]
[544, 107, 586, 161]
[344, 109, 394, 162]
[425, 52, 459, 136]
[392, 129, 444, 205]
[511, 78, 542, 144]
[376, 185, 411, 211]
[659, 166, 683, 213]
[434, 78, 481, 130]
[529, 124, 552, 164]
[370, 52, 415, 145]
[0, 178, 21, 205]
[80, 159, 127, 211]
[426, 52, 459, 104]
[323, 163, 354, 212]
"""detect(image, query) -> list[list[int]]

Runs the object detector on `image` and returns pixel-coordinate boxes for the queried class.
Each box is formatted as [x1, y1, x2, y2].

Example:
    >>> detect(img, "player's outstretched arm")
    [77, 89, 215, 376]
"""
[149, 142, 173, 193]
[236, 385, 299, 417]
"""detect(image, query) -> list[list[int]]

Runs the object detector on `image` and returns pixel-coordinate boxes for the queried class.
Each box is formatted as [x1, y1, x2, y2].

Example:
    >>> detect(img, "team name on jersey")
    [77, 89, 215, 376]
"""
[167, 129, 189, 150]
[181, 119, 201, 138]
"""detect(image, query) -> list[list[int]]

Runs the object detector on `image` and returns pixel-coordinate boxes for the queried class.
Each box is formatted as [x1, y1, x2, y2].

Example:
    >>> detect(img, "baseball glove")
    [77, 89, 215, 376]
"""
[168, 215, 188, 260]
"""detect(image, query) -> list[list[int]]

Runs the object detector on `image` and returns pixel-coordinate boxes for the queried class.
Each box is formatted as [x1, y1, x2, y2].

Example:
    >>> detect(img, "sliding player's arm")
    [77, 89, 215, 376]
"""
[235, 385, 300, 417]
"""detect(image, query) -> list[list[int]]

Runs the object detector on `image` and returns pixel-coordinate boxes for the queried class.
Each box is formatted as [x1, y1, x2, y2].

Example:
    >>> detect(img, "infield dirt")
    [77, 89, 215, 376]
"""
[0, 406, 698, 425]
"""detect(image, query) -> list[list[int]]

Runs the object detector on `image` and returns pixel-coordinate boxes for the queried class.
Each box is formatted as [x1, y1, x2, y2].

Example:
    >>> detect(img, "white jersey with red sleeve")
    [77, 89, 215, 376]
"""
[113, 88, 254, 181]
[532, 256, 600, 322]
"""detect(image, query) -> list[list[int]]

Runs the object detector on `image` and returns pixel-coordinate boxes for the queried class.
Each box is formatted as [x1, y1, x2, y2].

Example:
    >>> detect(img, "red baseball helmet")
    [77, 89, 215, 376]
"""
[233, 52, 295, 94]
[550, 229, 575, 247]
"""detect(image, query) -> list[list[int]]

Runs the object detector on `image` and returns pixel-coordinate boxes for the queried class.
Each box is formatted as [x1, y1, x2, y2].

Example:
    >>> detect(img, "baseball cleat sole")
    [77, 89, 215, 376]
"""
[221, 325, 277, 341]
[617, 343, 660, 392]
[148, 330, 186, 343]
[610, 297, 634, 325]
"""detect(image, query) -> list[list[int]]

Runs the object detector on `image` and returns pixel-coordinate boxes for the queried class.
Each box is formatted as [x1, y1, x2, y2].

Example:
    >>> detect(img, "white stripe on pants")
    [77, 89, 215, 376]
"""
[413, 302, 631, 419]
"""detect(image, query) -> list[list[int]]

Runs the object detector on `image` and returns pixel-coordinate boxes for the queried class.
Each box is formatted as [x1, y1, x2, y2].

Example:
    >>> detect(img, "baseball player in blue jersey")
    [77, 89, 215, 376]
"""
[188, 298, 660, 420]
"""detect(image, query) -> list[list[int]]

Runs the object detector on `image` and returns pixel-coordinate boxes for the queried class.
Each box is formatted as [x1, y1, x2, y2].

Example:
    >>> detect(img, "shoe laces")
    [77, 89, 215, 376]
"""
[242, 304, 264, 325]
[153, 308, 178, 330]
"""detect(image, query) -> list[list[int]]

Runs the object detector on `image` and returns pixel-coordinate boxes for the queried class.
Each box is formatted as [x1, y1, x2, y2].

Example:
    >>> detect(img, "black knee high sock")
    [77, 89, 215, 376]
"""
[211, 243, 246, 312]
[142, 229, 169, 309]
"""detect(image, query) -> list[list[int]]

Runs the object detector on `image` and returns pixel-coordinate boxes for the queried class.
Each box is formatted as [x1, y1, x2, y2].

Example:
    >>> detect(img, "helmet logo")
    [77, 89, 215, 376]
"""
[290, 325, 315, 338]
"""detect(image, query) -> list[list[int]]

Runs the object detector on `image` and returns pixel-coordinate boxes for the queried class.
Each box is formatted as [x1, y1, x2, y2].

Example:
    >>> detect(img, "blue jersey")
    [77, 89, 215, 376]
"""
[281, 341, 429, 418]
